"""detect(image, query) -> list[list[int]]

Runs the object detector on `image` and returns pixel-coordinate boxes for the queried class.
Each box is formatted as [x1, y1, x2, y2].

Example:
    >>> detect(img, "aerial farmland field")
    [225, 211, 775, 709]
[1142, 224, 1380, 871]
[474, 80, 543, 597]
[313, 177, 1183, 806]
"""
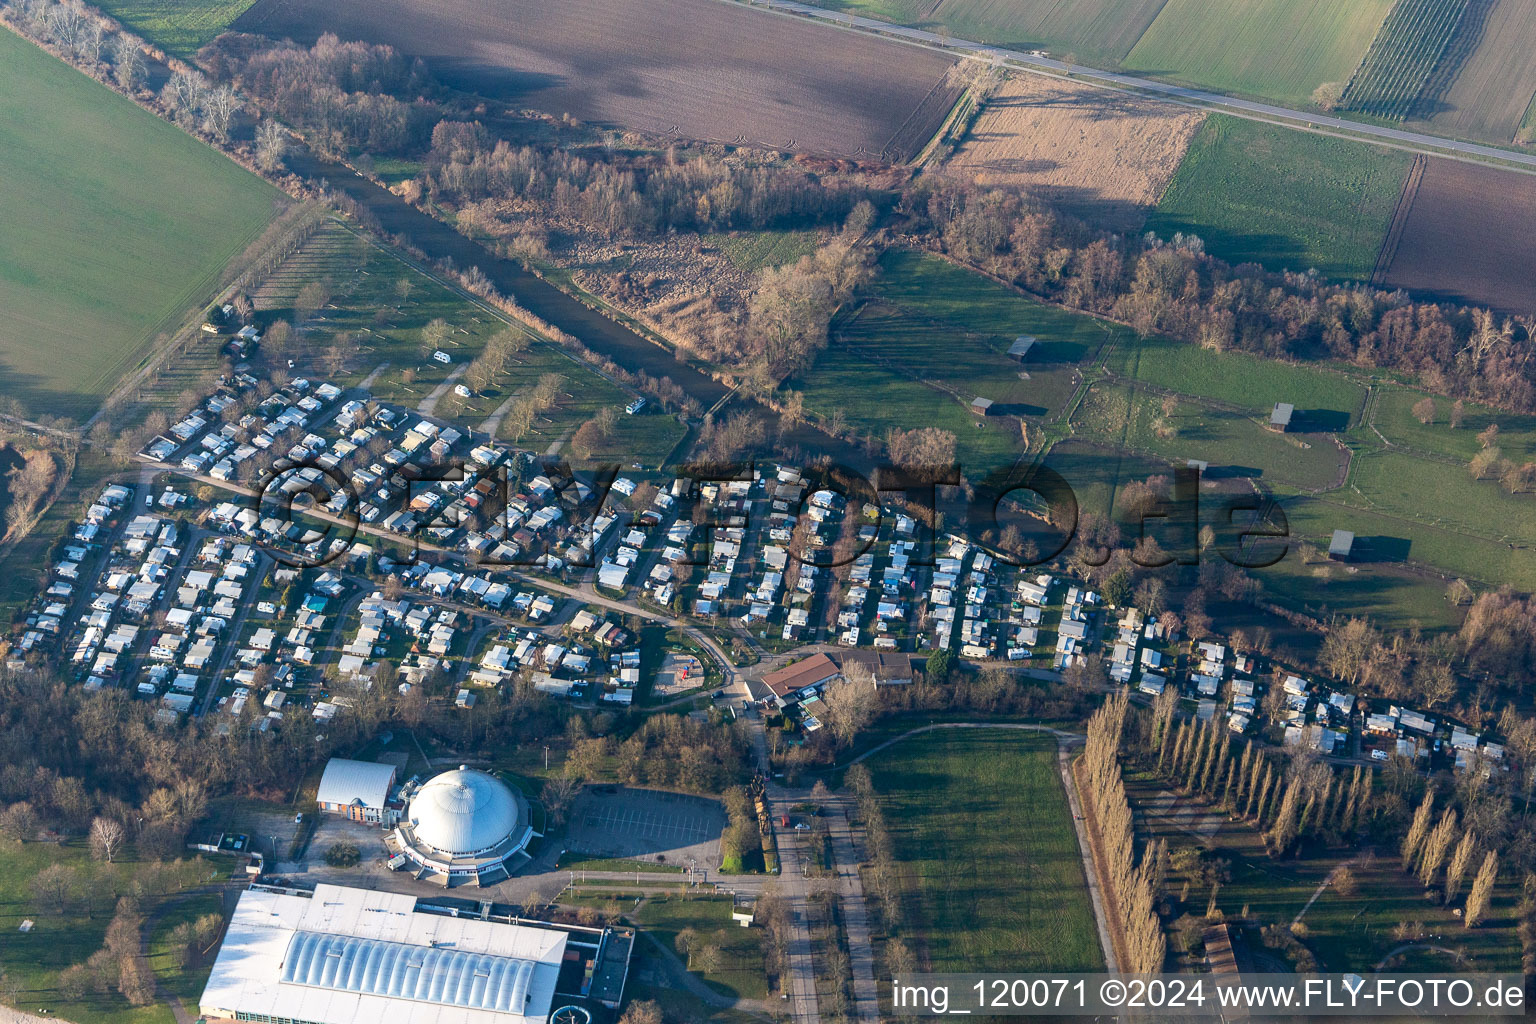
[0, 28, 280, 421]
[233, 0, 960, 161]
[1145, 115, 1411, 280]
[803, 0, 1166, 62]
[1124, 0, 1392, 107]
[1339, 0, 1468, 119]
[1422, 0, 1536, 141]
[946, 74, 1205, 231]
[1376, 157, 1536, 315]
[90, 0, 256, 57]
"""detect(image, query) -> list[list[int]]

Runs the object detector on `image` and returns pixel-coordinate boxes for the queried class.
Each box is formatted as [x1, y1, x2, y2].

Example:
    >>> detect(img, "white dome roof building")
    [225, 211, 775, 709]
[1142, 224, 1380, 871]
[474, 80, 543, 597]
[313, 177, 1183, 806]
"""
[388, 767, 537, 886]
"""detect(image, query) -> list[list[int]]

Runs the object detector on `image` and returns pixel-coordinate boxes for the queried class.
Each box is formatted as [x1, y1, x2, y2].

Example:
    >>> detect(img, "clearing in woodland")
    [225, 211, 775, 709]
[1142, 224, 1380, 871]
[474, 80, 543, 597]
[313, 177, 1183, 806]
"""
[946, 73, 1205, 232]
[0, 29, 280, 421]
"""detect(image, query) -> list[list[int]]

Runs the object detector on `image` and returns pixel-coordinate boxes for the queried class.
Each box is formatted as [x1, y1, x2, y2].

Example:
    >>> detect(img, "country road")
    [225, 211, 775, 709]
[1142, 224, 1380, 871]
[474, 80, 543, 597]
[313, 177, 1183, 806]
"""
[727, 0, 1536, 176]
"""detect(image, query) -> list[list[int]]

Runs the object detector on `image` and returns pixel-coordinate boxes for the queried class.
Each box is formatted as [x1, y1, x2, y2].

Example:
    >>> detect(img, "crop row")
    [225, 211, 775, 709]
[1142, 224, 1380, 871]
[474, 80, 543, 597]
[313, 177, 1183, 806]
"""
[1341, 0, 1468, 119]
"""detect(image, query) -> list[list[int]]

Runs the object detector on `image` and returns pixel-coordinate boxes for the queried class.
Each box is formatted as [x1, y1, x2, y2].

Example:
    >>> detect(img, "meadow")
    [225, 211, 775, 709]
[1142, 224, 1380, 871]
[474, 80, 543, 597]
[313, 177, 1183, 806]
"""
[1372, 388, 1536, 462]
[706, 229, 821, 272]
[865, 729, 1103, 971]
[1074, 384, 1348, 491]
[1145, 115, 1412, 280]
[0, 30, 279, 420]
[632, 896, 769, 1000]
[91, 0, 256, 56]
[1107, 330, 1368, 421]
[0, 838, 227, 1024]
[1125, 0, 1392, 107]
[804, 0, 1166, 63]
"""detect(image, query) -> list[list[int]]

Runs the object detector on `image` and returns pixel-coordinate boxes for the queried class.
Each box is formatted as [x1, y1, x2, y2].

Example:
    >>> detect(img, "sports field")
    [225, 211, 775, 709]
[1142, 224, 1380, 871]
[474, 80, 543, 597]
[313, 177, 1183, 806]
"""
[1145, 115, 1411, 280]
[0, 31, 279, 420]
[91, 0, 256, 57]
[865, 729, 1103, 971]
[1125, 0, 1391, 107]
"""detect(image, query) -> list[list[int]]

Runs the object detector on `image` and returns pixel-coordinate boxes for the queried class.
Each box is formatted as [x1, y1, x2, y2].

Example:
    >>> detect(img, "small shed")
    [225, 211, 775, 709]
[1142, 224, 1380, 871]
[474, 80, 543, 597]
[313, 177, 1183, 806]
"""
[1328, 529, 1355, 561]
[970, 396, 994, 417]
[1007, 336, 1037, 362]
[1269, 402, 1295, 432]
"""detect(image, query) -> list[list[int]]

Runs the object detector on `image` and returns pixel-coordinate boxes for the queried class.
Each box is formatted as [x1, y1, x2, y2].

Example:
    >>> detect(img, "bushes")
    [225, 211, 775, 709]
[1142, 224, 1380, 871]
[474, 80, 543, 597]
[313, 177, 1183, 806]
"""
[323, 840, 361, 867]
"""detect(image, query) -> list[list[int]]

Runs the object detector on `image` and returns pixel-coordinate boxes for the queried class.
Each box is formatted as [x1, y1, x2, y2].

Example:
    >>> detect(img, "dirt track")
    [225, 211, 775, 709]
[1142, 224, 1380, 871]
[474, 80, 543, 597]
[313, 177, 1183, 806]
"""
[235, 0, 957, 161]
[946, 74, 1205, 231]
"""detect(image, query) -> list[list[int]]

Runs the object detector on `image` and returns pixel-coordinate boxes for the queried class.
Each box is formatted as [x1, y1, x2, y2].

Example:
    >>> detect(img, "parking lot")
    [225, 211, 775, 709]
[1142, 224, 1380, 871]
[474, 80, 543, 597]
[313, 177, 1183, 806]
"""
[565, 787, 725, 865]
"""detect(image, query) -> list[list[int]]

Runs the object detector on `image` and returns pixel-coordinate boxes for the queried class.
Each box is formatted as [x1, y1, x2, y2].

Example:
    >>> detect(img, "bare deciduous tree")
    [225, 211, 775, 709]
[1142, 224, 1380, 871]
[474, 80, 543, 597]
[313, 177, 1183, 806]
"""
[90, 816, 127, 863]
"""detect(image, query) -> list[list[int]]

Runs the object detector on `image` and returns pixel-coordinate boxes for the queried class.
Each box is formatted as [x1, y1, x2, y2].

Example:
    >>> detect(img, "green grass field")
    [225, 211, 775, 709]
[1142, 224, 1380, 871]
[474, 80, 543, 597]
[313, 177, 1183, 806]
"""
[803, 0, 1167, 62]
[0, 839, 224, 1024]
[0, 31, 279, 420]
[1372, 388, 1536, 462]
[1125, 0, 1392, 107]
[633, 896, 769, 1000]
[866, 729, 1103, 971]
[1075, 384, 1348, 491]
[1145, 115, 1411, 280]
[1108, 330, 1368, 421]
[91, 0, 256, 58]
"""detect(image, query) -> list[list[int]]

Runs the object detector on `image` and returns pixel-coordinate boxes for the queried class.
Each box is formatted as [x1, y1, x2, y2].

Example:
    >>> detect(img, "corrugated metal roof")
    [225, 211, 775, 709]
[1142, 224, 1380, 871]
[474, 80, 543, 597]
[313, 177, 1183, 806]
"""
[282, 931, 536, 1012]
[316, 759, 397, 810]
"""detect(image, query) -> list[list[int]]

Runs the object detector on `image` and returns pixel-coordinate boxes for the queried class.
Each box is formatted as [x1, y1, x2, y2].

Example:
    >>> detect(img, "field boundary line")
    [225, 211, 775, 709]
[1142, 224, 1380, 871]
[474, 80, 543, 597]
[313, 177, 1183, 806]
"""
[1373, 153, 1427, 285]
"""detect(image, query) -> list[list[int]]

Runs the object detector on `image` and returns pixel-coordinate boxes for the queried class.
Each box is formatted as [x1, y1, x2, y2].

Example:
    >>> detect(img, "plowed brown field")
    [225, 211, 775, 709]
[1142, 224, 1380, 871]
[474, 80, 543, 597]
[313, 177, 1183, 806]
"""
[234, 0, 959, 161]
[945, 74, 1205, 231]
[1377, 157, 1536, 315]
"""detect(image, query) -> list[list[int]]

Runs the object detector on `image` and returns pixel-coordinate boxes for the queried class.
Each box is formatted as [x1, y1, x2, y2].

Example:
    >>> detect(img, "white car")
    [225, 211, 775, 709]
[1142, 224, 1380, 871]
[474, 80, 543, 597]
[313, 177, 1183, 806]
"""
[1370, 749, 1389, 761]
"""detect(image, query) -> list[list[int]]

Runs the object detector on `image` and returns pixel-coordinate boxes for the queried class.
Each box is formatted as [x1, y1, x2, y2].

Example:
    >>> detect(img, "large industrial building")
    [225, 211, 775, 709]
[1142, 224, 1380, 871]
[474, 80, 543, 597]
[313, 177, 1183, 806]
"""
[388, 766, 537, 886]
[199, 883, 634, 1024]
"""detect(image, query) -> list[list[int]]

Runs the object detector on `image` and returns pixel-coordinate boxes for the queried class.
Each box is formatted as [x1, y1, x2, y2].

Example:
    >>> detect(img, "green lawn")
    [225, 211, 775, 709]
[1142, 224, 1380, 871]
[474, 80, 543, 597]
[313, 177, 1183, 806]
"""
[0, 31, 279, 420]
[0, 839, 221, 1024]
[1372, 388, 1536, 462]
[1108, 330, 1368, 422]
[791, 249, 1126, 478]
[91, 0, 257, 58]
[1146, 115, 1411, 280]
[865, 729, 1103, 971]
[1125, 0, 1392, 107]
[633, 896, 768, 1000]
[147, 893, 225, 1004]
[1074, 384, 1348, 491]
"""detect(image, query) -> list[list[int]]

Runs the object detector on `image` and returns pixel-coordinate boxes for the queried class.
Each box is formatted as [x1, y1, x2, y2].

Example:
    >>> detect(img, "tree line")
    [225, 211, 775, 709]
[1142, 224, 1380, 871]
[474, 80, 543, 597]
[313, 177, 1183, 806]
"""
[901, 179, 1536, 413]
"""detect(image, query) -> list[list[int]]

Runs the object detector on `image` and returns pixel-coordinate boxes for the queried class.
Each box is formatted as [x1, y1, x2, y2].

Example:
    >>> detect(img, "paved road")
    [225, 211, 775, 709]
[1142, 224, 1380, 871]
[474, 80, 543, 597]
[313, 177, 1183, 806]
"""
[729, 0, 1536, 174]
